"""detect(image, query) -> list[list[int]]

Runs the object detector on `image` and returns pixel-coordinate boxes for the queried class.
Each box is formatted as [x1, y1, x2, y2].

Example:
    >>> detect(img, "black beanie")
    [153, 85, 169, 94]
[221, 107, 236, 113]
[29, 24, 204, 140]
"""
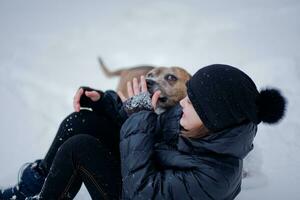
[186, 64, 286, 132]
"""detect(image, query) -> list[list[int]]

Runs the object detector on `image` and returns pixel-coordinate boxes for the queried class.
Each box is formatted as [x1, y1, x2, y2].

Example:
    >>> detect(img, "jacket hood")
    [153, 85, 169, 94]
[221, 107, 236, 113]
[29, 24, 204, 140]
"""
[177, 122, 257, 159]
[158, 104, 257, 159]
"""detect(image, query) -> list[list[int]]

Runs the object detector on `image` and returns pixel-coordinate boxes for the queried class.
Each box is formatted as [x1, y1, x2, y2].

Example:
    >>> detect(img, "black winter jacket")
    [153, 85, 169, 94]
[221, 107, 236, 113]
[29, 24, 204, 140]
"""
[84, 90, 257, 200]
[120, 103, 257, 200]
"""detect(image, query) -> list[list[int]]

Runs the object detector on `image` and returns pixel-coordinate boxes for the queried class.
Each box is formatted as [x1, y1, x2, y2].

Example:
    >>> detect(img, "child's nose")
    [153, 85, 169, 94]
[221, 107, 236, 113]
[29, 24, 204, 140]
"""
[179, 99, 184, 107]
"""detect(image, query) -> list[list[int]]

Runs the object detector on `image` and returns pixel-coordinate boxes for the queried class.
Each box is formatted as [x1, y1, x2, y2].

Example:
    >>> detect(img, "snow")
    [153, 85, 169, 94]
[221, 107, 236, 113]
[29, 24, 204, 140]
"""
[0, 0, 299, 199]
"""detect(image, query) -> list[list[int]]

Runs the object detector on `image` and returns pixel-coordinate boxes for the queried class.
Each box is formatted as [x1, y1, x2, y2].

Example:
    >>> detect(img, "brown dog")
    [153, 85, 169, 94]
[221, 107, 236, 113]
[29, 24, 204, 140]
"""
[98, 57, 191, 113]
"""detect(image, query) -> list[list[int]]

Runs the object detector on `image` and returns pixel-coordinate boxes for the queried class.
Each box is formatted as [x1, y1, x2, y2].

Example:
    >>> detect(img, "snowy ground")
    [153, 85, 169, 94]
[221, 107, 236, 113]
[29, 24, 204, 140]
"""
[0, 0, 299, 199]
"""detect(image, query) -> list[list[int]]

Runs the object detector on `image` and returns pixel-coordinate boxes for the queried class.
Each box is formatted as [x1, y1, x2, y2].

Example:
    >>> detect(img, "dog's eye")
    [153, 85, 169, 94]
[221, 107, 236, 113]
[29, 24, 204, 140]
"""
[165, 74, 178, 82]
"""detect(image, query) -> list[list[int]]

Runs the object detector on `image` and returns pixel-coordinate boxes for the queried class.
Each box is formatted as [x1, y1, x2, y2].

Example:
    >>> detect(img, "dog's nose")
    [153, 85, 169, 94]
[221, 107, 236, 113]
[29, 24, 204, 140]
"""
[146, 79, 155, 87]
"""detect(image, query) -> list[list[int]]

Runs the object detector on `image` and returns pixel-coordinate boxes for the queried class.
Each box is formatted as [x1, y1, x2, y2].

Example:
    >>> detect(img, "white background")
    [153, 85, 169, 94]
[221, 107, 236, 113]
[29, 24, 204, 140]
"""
[0, 0, 299, 199]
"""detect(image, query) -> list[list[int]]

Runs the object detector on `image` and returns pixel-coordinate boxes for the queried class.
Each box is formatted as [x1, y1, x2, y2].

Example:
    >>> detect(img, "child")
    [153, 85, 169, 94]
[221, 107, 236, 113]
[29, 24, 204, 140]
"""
[2, 64, 286, 200]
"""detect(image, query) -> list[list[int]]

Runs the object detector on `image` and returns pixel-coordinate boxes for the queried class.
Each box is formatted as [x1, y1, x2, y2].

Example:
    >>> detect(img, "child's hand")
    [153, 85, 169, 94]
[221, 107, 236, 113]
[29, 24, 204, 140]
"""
[118, 75, 161, 110]
[73, 87, 101, 112]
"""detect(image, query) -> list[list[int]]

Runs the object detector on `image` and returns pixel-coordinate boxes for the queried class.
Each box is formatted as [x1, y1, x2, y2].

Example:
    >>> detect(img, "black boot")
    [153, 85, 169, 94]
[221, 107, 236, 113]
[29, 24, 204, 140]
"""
[1, 160, 46, 200]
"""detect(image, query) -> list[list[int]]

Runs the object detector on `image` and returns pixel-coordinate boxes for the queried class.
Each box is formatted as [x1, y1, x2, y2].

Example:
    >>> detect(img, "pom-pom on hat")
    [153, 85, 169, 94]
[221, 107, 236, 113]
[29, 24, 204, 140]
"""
[186, 64, 286, 132]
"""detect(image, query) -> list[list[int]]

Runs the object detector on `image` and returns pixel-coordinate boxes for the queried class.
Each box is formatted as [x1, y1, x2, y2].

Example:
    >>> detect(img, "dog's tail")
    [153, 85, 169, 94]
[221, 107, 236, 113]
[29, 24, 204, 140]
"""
[98, 57, 156, 77]
[98, 57, 124, 77]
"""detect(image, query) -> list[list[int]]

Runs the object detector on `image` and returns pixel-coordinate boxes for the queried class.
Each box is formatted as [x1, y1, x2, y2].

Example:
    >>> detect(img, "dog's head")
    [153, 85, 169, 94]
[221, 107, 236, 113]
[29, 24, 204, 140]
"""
[146, 66, 191, 111]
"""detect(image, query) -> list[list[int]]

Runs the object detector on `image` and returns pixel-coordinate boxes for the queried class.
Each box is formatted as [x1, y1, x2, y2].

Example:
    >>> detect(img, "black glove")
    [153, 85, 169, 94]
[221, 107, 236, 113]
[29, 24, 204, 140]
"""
[79, 86, 103, 108]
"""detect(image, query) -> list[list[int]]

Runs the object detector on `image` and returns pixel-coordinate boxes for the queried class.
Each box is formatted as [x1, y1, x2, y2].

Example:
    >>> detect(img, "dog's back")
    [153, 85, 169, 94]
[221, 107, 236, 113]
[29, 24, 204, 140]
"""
[98, 57, 155, 97]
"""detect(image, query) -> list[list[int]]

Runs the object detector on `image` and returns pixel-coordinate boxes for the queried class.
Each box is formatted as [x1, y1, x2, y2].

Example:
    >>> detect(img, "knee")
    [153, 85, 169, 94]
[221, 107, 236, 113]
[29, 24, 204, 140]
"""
[58, 110, 98, 132]
[60, 110, 89, 126]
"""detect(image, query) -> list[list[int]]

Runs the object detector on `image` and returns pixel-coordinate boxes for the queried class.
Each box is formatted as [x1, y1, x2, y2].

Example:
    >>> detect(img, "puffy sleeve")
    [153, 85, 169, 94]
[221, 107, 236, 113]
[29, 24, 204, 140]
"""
[79, 89, 128, 127]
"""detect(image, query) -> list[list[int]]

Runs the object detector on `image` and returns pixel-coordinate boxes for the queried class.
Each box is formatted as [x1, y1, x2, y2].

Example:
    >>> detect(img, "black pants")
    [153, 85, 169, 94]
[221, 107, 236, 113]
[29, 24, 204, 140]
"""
[39, 110, 122, 200]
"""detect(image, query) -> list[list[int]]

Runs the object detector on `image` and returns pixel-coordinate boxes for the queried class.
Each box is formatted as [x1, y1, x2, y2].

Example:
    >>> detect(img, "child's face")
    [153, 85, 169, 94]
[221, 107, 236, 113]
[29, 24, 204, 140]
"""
[179, 96, 204, 131]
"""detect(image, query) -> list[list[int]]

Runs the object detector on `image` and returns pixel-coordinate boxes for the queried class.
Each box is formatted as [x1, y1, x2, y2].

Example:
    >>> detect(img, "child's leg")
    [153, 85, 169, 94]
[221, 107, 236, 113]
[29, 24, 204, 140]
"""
[1, 109, 120, 200]
[41, 109, 121, 174]
[38, 134, 121, 200]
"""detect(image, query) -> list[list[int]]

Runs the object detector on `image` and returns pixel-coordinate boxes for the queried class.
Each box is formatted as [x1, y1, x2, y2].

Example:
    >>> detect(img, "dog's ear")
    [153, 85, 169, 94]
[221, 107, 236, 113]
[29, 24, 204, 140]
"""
[171, 66, 191, 80]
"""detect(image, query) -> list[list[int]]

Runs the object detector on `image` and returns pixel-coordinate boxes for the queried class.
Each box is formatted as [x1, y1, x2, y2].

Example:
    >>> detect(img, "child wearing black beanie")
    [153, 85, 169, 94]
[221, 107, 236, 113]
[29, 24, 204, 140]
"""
[117, 64, 287, 199]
